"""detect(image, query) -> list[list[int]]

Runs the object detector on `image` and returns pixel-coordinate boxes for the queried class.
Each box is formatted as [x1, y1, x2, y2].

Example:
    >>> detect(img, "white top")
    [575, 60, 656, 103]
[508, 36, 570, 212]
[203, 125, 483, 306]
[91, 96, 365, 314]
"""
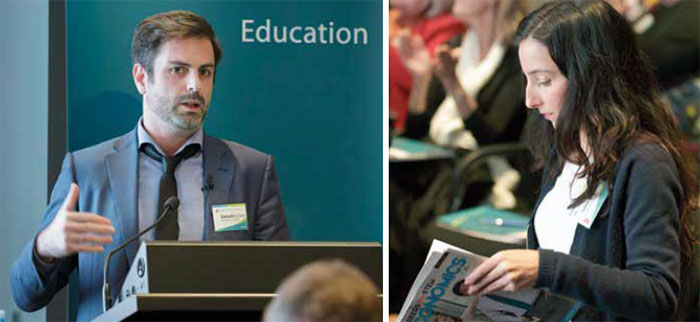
[534, 161, 606, 254]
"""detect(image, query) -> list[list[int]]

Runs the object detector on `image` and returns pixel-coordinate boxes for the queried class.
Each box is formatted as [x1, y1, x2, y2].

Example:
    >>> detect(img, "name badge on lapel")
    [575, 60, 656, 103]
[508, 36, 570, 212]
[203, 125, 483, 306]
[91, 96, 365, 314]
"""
[212, 203, 248, 232]
[571, 181, 608, 229]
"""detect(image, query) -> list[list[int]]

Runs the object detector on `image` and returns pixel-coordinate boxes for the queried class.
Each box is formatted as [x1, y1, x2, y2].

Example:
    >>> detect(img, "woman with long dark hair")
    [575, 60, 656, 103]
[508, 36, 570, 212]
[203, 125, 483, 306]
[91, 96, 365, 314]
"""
[460, 1, 698, 320]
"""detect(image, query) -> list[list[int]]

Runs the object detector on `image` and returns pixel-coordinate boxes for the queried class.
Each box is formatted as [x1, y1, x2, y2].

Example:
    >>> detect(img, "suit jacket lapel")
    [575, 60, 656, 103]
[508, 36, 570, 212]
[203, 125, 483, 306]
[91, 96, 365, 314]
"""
[105, 128, 139, 267]
[202, 134, 235, 240]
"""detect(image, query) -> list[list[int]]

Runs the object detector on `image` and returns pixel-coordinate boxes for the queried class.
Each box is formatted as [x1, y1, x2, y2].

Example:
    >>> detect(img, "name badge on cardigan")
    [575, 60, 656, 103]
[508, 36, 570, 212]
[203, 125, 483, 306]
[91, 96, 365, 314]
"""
[570, 181, 608, 229]
[212, 203, 249, 232]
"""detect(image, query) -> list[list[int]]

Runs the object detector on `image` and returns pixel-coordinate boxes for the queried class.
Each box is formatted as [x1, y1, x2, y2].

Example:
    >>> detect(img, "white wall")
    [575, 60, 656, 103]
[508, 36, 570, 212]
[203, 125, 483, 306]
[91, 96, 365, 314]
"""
[0, 0, 49, 321]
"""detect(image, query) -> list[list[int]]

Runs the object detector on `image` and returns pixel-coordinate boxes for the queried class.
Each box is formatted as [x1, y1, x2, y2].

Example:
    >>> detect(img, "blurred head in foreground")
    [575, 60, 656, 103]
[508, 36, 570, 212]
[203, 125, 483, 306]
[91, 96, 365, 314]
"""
[264, 259, 381, 322]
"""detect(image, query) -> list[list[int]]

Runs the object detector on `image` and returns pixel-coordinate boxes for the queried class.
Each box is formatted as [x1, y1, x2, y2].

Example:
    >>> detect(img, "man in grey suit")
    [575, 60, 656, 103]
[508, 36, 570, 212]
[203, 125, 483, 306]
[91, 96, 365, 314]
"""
[11, 11, 290, 321]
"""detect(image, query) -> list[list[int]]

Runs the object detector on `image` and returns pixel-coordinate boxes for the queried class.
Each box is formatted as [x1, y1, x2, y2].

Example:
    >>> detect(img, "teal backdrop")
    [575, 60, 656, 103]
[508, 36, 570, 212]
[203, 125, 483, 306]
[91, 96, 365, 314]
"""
[66, 0, 382, 242]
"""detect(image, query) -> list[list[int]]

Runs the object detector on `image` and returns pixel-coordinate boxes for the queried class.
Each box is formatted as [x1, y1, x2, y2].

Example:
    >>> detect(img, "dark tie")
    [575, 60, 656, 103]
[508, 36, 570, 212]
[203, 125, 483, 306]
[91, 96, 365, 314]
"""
[141, 143, 200, 240]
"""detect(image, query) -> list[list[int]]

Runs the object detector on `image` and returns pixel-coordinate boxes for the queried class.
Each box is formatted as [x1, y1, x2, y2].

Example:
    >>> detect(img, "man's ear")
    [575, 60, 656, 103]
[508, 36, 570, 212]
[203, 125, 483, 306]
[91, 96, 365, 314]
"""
[133, 64, 149, 95]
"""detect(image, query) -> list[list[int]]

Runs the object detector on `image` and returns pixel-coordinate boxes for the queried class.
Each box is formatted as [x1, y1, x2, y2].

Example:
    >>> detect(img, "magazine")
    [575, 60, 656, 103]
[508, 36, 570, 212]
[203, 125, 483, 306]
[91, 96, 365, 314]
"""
[397, 240, 581, 321]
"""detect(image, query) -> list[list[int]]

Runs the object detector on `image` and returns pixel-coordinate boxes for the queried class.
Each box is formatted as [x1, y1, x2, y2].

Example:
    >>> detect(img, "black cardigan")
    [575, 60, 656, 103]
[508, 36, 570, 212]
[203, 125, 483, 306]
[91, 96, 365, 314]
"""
[527, 143, 683, 320]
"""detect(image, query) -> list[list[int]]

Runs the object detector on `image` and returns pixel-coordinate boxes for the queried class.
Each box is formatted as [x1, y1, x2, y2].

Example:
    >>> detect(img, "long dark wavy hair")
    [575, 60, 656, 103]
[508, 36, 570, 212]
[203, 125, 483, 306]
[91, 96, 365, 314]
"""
[515, 1, 697, 265]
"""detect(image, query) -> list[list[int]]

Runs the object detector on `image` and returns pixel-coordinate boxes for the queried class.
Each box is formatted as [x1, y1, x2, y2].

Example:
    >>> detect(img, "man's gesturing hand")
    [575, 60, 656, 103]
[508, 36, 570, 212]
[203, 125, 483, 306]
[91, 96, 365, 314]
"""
[36, 183, 115, 262]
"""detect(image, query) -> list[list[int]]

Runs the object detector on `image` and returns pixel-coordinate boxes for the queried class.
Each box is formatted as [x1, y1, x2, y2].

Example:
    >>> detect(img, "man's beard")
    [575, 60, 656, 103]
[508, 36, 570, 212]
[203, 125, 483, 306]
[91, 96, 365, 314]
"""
[148, 91, 208, 131]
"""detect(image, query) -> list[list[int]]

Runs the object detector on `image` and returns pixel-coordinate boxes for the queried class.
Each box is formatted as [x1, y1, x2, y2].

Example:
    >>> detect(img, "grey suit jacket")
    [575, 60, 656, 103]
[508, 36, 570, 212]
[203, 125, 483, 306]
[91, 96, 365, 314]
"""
[11, 129, 290, 321]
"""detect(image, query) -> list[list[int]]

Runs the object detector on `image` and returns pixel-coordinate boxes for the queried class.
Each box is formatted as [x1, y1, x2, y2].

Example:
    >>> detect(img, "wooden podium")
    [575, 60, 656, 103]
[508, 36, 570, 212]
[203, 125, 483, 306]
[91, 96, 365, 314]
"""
[92, 241, 382, 321]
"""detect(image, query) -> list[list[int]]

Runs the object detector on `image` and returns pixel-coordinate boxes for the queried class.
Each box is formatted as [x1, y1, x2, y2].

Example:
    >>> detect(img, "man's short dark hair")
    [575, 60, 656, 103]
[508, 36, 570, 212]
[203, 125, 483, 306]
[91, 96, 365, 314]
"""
[131, 10, 222, 77]
[264, 259, 382, 322]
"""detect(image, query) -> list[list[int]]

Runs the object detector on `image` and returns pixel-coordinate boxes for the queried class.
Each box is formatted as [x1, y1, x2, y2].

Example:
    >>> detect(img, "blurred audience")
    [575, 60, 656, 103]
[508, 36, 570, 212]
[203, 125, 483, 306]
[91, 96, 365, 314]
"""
[263, 259, 381, 322]
[389, 0, 465, 132]
[621, 0, 698, 89]
[394, 0, 527, 147]
[389, 0, 530, 313]
[606, 0, 700, 162]
[394, 0, 528, 209]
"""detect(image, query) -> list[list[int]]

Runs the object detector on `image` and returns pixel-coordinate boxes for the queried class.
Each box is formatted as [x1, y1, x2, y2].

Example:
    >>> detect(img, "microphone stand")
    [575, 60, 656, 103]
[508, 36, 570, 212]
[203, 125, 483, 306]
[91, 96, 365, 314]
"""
[102, 197, 179, 312]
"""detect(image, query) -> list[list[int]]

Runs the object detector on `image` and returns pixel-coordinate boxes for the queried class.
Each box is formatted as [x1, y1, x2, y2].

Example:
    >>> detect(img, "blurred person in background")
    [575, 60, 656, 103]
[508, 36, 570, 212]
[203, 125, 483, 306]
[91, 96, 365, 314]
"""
[389, 0, 465, 133]
[394, 0, 528, 211]
[606, 0, 700, 162]
[394, 0, 527, 149]
[606, 0, 699, 89]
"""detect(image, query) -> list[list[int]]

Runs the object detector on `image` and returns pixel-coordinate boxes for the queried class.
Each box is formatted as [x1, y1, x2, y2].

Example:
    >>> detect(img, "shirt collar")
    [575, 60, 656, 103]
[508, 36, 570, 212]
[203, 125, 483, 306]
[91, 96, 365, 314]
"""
[136, 117, 203, 155]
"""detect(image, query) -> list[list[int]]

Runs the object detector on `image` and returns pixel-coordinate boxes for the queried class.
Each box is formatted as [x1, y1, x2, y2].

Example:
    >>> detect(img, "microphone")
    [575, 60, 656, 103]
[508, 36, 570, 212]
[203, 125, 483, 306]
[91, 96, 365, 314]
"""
[102, 196, 180, 312]
[201, 175, 214, 192]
